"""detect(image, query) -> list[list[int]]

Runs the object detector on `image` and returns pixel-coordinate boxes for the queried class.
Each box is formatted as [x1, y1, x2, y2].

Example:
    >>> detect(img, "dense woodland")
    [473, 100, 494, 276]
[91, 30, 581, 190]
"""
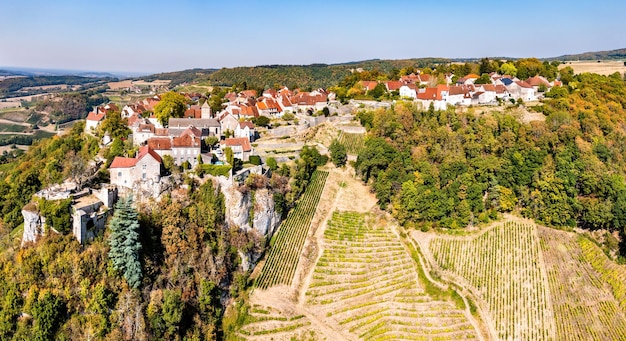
[355, 72, 626, 245]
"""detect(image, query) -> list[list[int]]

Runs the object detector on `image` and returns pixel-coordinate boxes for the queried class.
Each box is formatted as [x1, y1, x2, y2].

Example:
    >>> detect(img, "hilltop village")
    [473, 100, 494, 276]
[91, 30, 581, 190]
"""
[19, 67, 563, 246]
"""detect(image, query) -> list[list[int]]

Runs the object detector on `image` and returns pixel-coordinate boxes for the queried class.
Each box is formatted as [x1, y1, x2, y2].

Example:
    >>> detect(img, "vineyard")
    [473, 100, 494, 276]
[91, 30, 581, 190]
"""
[428, 221, 555, 340]
[256, 170, 329, 289]
[236, 304, 322, 340]
[306, 211, 478, 340]
[538, 226, 626, 340]
[338, 131, 365, 155]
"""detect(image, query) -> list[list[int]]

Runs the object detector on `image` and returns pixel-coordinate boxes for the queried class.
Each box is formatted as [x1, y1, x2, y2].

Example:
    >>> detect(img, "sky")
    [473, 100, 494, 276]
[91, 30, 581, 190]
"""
[1, 0, 625, 74]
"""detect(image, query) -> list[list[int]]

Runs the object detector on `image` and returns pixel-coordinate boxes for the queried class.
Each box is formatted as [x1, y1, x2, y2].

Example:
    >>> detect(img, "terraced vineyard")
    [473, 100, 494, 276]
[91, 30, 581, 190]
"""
[338, 131, 365, 155]
[306, 211, 478, 340]
[256, 170, 329, 289]
[429, 221, 555, 341]
[237, 304, 322, 340]
[538, 227, 626, 340]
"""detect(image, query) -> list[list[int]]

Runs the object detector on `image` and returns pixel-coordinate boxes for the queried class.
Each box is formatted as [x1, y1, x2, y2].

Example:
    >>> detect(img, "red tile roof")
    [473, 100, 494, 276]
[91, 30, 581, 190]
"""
[172, 133, 201, 148]
[240, 90, 257, 98]
[136, 145, 162, 163]
[361, 81, 378, 91]
[138, 123, 155, 133]
[239, 121, 255, 129]
[418, 74, 431, 83]
[515, 81, 533, 89]
[147, 137, 172, 150]
[86, 112, 106, 122]
[222, 137, 252, 152]
[526, 76, 550, 87]
[110, 157, 137, 168]
[184, 108, 202, 118]
[417, 88, 438, 100]
[181, 126, 202, 138]
[385, 81, 403, 91]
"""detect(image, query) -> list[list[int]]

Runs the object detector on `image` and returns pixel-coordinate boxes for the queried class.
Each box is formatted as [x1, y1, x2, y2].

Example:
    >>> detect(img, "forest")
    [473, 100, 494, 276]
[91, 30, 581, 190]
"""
[355, 72, 626, 241]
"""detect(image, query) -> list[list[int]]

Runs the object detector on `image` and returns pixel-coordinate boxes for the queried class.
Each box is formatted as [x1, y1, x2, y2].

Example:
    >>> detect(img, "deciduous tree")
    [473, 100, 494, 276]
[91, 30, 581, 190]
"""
[154, 92, 187, 126]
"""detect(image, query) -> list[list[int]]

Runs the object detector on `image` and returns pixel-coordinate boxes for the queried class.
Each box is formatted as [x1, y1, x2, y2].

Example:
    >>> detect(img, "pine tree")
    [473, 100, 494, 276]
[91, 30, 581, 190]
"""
[108, 196, 143, 289]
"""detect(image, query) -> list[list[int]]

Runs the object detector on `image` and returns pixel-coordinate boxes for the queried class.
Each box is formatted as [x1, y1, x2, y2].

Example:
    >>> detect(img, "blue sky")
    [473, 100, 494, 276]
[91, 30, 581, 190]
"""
[1, 0, 624, 73]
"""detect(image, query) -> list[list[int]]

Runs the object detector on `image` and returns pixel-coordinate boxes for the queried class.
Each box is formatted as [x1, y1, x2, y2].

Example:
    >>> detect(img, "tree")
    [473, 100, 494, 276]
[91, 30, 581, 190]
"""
[32, 291, 65, 341]
[252, 115, 270, 127]
[499, 62, 517, 77]
[474, 73, 492, 84]
[98, 110, 130, 140]
[368, 83, 386, 99]
[108, 196, 143, 289]
[329, 139, 347, 167]
[266, 157, 278, 171]
[63, 150, 87, 188]
[154, 92, 187, 126]
[479, 58, 496, 74]
[224, 147, 233, 166]
[162, 290, 183, 337]
[204, 136, 219, 150]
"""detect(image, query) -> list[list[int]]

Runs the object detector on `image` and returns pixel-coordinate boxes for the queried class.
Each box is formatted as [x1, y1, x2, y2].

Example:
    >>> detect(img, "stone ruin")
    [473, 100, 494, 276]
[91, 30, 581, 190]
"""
[21, 184, 118, 246]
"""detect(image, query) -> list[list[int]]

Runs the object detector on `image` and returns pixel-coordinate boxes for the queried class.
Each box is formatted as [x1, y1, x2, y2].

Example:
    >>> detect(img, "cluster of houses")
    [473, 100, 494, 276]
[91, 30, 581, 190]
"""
[85, 86, 334, 190]
[365, 72, 560, 110]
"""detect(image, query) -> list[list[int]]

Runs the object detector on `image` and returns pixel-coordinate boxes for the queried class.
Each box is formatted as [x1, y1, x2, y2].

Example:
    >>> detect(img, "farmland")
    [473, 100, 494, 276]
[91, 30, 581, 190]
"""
[559, 60, 626, 76]
[256, 170, 329, 289]
[428, 220, 555, 340]
[306, 211, 479, 340]
[239, 168, 483, 340]
[415, 217, 626, 341]
[538, 227, 626, 340]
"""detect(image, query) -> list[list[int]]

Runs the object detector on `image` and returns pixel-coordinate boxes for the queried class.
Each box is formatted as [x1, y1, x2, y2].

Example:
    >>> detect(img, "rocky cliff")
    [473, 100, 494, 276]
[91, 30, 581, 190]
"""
[218, 177, 281, 237]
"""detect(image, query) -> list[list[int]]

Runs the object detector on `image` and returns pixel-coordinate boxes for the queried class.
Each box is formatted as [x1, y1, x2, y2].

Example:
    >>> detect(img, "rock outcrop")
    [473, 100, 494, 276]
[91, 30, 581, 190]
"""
[21, 207, 45, 246]
[219, 177, 281, 238]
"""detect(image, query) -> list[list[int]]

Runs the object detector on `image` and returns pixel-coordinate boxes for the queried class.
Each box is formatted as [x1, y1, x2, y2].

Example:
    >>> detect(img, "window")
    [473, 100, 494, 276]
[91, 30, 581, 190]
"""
[142, 164, 147, 170]
[117, 171, 122, 177]
[142, 173, 146, 180]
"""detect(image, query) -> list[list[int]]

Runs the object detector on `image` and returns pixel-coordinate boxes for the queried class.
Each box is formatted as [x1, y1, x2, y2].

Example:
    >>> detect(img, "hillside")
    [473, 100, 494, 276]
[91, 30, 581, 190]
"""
[550, 48, 626, 61]
[143, 58, 450, 90]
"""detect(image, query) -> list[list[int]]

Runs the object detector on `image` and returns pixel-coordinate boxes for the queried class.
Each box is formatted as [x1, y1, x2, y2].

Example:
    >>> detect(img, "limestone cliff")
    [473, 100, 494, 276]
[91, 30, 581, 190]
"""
[218, 177, 281, 238]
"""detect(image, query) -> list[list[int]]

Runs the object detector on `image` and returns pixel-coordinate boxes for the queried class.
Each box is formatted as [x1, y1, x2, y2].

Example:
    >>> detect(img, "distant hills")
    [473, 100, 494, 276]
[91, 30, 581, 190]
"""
[549, 48, 626, 61]
[0, 66, 146, 79]
[3, 48, 624, 93]
[141, 49, 624, 90]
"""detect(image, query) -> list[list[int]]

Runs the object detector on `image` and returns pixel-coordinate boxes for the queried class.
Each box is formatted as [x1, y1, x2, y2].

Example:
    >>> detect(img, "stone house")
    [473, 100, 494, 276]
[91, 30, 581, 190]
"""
[221, 137, 253, 162]
[109, 146, 162, 189]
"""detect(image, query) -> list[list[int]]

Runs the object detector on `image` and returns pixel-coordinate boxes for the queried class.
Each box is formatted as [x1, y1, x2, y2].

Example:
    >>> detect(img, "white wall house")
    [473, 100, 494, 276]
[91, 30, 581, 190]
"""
[109, 146, 162, 189]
